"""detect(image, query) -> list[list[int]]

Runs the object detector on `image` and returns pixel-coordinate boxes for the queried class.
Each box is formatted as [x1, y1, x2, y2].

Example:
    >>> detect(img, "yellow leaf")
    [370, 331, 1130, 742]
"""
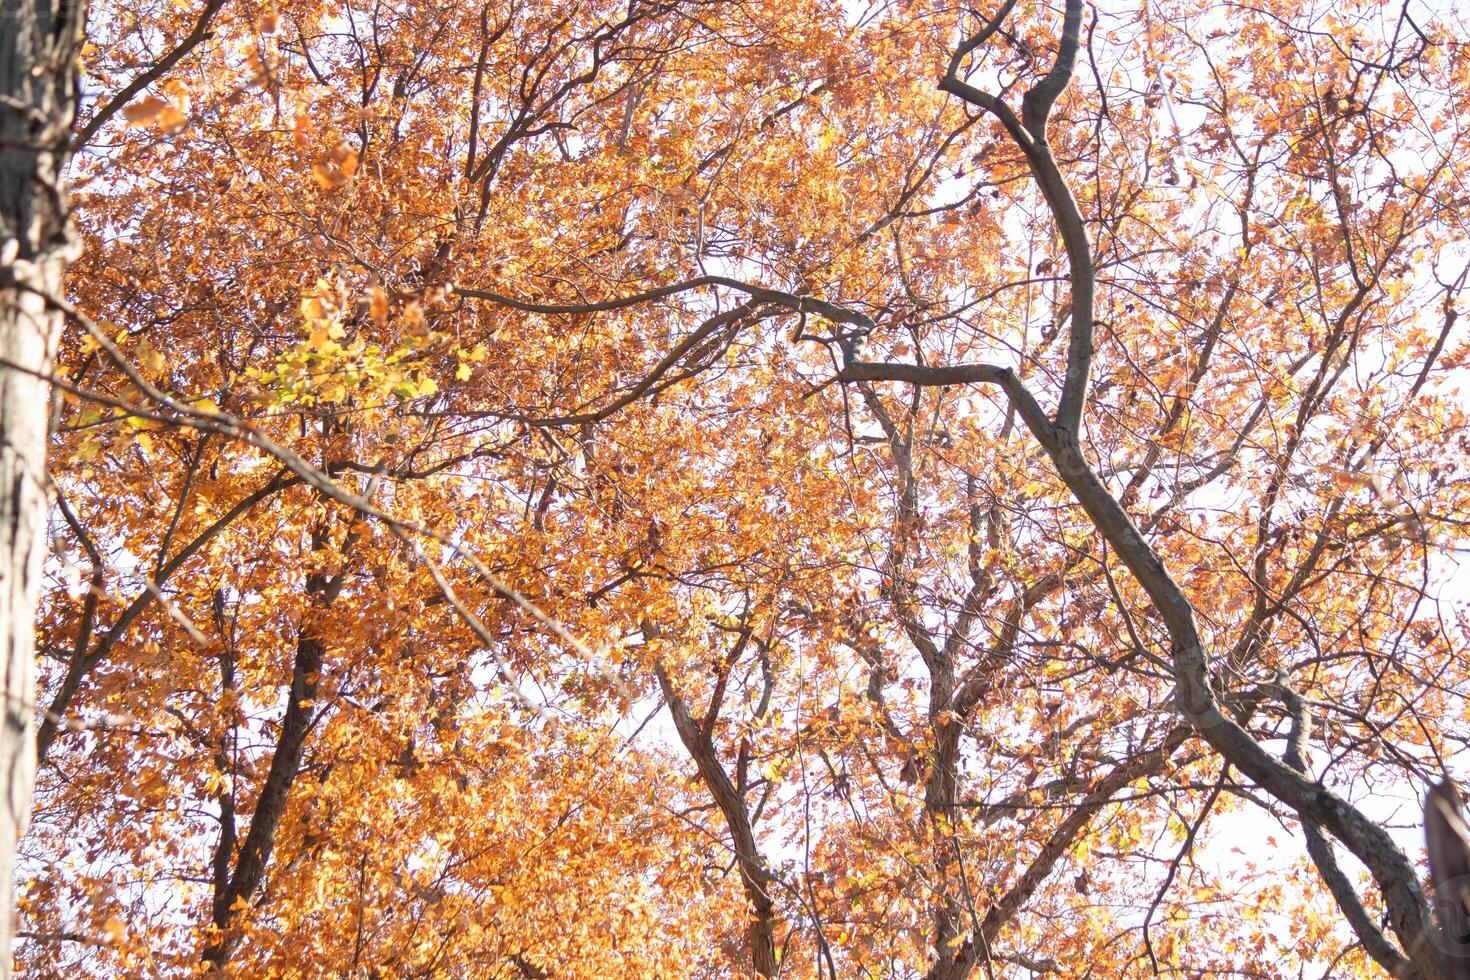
[135, 337, 166, 376]
[456, 363, 472, 382]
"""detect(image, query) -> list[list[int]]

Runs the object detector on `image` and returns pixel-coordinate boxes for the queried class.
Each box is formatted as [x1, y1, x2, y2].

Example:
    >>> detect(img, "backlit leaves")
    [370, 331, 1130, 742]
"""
[21, 0, 1470, 976]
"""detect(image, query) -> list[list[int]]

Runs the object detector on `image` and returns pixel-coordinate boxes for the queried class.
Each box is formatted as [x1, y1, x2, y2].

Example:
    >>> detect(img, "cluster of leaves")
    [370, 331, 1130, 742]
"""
[21, 0, 1470, 976]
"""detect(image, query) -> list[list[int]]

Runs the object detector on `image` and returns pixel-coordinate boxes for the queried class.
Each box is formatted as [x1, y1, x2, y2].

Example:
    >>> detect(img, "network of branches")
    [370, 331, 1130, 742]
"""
[19, 0, 1470, 976]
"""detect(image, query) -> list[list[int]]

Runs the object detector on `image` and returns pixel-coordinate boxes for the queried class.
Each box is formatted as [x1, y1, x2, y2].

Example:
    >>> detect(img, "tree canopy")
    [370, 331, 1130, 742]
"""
[17, 0, 1470, 975]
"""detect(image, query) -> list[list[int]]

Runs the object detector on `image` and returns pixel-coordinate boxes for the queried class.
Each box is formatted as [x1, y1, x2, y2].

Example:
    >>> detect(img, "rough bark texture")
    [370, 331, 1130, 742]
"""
[0, 0, 82, 969]
[1426, 780, 1470, 979]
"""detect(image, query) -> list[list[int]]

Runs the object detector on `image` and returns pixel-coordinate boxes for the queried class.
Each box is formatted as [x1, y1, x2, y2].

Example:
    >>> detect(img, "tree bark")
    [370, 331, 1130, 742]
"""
[0, 0, 83, 969]
[655, 661, 780, 977]
[204, 523, 342, 969]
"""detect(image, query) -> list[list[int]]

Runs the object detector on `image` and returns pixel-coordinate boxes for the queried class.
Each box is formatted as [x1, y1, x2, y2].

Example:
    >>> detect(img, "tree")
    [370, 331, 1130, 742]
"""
[0, 0, 85, 969]
[16, 0, 1470, 975]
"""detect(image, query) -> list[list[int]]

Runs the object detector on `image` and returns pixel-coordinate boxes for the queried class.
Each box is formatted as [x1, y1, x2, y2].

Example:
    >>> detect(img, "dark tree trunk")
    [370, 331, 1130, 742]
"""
[204, 522, 346, 969]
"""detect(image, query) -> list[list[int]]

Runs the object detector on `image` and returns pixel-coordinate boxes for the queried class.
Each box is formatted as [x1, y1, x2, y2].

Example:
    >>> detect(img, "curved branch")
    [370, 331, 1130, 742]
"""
[497, 301, 759, 427]
[844, 347, 1443, 971]
[1012, 412, 1442, 976]
[889, 25, 1449, 971]
[71, 0, 228, 152]
[458, 274, 875, 334]
[1020, 0, 1084, 141]
[655, 659, 779, 977]
[36, 469, 301, 762]
[937, 3, 1094, 434]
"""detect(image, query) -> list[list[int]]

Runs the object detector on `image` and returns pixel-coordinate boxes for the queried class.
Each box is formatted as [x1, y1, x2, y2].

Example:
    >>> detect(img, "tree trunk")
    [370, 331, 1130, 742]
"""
[0, 0, 83, 969]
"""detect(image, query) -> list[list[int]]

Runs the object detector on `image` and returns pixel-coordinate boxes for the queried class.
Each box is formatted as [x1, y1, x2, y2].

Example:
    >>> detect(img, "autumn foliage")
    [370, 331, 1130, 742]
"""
[18, 0, 1470, 975]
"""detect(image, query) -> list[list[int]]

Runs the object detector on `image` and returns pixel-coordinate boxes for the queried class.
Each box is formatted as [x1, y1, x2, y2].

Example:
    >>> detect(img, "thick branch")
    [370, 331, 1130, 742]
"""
[1003, 394, 1442, 977]
[204, 545, 338, 967]
[937, 6, 1095, 434]
[1277, 677, 1415, 977]
[459, 274, 875, 335]
[655, 660, 779, 977]
[841, 360, 1009, 388]
[915, 21, 1443, 966]
[1020, 0, 1084, 141]
[1426, 781, 1470, 979]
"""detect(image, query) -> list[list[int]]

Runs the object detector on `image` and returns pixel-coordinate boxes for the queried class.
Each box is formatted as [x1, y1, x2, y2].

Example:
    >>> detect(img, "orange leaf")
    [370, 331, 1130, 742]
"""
[311, 142, 359, 189]
[370, 287, 389, 326]
[122, 96, 168, 126]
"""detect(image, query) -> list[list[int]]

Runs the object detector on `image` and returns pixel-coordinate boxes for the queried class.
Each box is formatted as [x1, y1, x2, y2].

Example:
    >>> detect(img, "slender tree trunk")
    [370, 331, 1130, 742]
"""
[0, 0, 83, 968]
[205, 517, 347, 968]
[654, 662, 780, 976]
